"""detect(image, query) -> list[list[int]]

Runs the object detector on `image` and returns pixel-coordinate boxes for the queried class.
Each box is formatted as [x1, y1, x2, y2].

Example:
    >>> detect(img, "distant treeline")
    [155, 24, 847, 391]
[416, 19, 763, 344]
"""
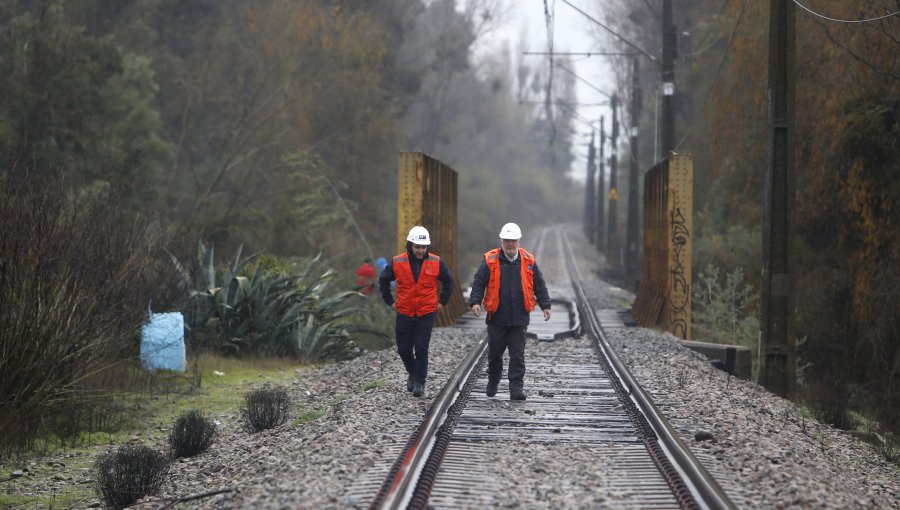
[0, 0, 580, 268]
[0, 0, 583, 454]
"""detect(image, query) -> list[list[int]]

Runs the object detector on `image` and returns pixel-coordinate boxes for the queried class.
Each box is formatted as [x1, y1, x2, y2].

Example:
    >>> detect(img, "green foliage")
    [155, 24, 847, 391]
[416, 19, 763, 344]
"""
[275, 150, 378, 261]
[169, 241, 258, 347]
[0, 1, 169, 212]
[0, 178, 173, 457]
[349, 294, 395, 353]
[171, 246, 387, 361]
[628, 0, 900, 435]
[361, 380, 387, 392]
[292, 409, 325, 425]
[692, 265, 759, 374]
[693, 199, 762, 276]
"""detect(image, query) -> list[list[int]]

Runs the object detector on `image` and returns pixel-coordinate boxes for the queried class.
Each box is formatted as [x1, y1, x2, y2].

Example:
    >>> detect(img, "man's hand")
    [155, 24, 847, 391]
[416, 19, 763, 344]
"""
[437, 303, 444, 311]
[391, 303, 397, 311]
[543, 308, 552, 321]
[471, 304, 481, 317]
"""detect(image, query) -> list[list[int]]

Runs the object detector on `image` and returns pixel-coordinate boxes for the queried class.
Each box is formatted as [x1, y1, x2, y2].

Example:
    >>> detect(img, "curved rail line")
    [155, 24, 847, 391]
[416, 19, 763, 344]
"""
[368, 227, 735, 509]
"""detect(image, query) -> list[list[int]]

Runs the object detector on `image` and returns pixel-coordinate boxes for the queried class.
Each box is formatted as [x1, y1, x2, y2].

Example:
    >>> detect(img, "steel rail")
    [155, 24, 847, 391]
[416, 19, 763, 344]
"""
[524, 297, 581, 341]
[368, 334, 488, 510]
[558, 229, 736, 510]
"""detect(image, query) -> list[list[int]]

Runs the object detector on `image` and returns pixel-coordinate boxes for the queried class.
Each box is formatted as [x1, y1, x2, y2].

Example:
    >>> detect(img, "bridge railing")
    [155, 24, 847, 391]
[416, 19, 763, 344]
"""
[632, 153, 693, 340]
[396, 152, 466, 327]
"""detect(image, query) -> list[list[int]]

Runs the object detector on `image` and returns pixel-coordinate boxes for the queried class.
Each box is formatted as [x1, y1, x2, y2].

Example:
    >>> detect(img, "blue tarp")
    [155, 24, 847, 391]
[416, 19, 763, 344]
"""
[140, 311, 185, 372]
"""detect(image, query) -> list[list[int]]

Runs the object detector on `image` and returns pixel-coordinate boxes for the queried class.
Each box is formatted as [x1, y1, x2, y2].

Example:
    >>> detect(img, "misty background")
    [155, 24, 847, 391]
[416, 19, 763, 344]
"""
[1, 0, 898, 445]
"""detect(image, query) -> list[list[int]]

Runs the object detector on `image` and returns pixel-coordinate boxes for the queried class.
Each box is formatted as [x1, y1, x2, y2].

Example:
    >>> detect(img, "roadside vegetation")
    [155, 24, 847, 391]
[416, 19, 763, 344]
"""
[1, 0, 898, 506]
[603, 1, 899, 447]
[0, 353, 304, 509]
[0, 0, 577, 475]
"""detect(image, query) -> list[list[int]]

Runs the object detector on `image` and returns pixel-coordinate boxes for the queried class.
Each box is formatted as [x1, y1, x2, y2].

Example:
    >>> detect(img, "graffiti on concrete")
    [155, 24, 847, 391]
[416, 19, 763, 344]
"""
[670, 206, 690, 338]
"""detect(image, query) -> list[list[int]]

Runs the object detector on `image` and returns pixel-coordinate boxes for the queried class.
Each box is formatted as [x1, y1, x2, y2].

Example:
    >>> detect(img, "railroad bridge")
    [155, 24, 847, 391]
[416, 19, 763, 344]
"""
[353, 151, 750, 509]
[396, 151, 750, 378]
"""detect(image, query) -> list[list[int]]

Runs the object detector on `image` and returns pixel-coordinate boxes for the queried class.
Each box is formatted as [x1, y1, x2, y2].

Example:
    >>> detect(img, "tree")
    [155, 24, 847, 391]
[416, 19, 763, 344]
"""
[0, 0, 169, 211]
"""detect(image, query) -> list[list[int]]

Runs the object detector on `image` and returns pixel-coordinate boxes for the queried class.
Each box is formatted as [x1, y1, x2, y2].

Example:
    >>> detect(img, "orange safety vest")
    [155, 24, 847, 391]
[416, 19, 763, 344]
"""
[482, 248, 536, 314]
[393, 253, 441, 316]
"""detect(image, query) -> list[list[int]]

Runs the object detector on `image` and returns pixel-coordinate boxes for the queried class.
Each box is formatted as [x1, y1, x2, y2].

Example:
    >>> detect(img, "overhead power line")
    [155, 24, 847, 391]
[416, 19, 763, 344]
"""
[559, 0, 658, 63]
[523, 51, 639, 57]
[791, 0, 900, 23]
[518, 100, 610, 106]
[675, 0, 750, 151]
[552, 60, 615, 100]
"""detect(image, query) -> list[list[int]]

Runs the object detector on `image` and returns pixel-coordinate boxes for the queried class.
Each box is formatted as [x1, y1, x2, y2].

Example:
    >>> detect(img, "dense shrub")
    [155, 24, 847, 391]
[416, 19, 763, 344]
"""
[692, 264, 760, 377]
[93, 444, 171, 509]
[173, 247, 386, 361]
[0, 177, 177, 456]
[168, 409, 218, 458]
[242, 387, 291, 432]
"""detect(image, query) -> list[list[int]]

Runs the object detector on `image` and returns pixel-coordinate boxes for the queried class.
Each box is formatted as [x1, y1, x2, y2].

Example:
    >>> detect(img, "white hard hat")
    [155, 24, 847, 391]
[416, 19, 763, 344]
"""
[498, 222, 522, 240]
[406, 226, 431, 245]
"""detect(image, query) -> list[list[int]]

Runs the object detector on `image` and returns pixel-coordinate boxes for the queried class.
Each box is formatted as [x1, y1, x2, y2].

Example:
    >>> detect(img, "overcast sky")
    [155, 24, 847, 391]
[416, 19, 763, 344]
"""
[474, 1, 619, 181]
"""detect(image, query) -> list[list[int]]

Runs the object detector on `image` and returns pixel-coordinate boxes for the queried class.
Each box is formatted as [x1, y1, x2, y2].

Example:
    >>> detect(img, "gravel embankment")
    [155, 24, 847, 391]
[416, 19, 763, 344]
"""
[566, 226, 900, 508]
[6, 226, 898, 508]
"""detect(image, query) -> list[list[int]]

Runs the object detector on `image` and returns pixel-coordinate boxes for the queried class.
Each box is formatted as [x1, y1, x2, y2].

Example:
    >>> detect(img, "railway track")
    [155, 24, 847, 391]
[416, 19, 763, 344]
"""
[357, 226, 735, 509]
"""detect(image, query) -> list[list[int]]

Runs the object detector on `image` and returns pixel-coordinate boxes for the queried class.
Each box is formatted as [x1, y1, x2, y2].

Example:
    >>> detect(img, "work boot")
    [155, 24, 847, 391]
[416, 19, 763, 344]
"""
[510, 389, 526, 401]
[412, 382, 424, 397]
[406, 374, 415, 392]
[485, 379, 499, 397]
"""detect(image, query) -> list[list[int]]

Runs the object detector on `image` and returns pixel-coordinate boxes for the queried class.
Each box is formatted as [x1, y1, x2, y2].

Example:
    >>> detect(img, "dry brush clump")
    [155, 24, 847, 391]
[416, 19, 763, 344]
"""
[0, 177, 177, 456]
[168, 409, 218, 458]
[242, 386, 291, 432]
[93, 444, 171, 509]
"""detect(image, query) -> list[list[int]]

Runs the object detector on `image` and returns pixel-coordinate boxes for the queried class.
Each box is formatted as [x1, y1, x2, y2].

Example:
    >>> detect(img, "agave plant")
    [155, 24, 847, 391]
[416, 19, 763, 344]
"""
[169, 242, 259, 348]
[172, 245, 386, 360]
[284, 264, 380, 363]
[219, 255, 385, 360]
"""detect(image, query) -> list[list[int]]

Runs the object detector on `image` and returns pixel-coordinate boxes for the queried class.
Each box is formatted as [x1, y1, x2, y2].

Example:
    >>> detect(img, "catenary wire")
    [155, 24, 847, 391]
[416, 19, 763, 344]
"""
[792, 0, 900, 23]
[559, 0, 658, 63]
[674, 0, 749, 152]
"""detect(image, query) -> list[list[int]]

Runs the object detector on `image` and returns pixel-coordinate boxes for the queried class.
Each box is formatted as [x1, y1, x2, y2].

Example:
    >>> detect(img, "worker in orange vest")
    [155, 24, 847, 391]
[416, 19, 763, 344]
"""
[468, 223, 551, 401]
[379, 226, 454, 397]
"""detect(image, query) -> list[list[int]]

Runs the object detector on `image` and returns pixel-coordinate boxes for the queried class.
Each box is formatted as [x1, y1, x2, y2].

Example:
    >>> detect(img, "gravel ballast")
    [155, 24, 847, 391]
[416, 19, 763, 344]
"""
[6, 226, 898, 508]
[157, 226, 897, 508]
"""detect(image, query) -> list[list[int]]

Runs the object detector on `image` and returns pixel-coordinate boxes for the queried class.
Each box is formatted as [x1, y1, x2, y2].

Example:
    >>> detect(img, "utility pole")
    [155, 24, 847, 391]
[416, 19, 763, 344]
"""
[607, 96, 620, 272]
[596, 116, 606, 251]
[584, 132, 597, 244]
[760, 0, 796, 397]
[626, 57, 642, 287]
[661, 0, 677, 156]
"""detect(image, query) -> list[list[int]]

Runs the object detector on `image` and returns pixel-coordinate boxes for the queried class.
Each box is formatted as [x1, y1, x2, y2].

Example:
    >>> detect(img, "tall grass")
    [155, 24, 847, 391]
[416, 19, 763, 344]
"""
[0, 177, 175, 457]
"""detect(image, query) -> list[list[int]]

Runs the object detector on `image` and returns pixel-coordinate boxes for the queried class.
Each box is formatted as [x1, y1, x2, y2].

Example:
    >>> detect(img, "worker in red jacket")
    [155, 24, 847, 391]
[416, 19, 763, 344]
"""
[379, 226, 454, 397]
[355, 258, 377, 295]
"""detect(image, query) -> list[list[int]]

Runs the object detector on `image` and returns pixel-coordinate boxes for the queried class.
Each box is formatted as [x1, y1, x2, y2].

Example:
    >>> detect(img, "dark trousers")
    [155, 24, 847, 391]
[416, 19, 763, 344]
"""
[395, 312, 436, 384]
[486, 324, 526, 392]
